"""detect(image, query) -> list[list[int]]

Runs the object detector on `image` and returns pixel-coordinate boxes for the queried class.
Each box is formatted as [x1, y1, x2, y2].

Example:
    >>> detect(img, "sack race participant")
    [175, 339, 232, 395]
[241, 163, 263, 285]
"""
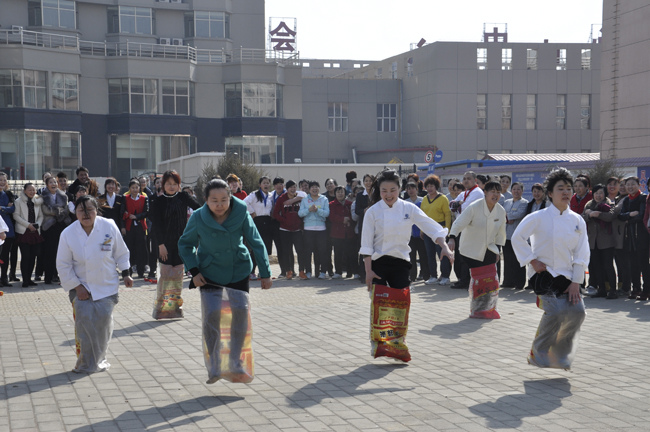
[448, 180, 506, 319]
[57, 196, 133, 373]
[179, 179, 272, 384]
[360, 170, 454, 362]
[512, 168, 589, 370]
[150, 170, 200, 320]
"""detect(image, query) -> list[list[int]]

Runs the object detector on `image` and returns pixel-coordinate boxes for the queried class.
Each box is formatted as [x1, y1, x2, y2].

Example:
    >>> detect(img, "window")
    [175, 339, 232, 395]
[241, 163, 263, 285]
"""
[224, 83, 283, 118]
[328, 102, 348, 132]
[225, 136, 284, 164]
[303, 62, 310, 67]
[406, 57, 413, 77]
[51, 73, 78, 111]
[110, 135, 196, 182]
[329, 159, 349, 164]
[375, 68, 382, 79]
[477, 94, 487, 129]
[581, 95, 591, 130]
[107, 6, 154, 35]
[28, 0, 76, 29]
[556, 49, 567, 70]
[477, 48, 487, 70]
[526, 150, 537, 154]
[527, 49, 537, 70]
[501, 94, 511, 130]
[184, 11, 230, 38]
[108, 78, 157, 114]
[162, 80, 195, 116]
[333, 63, 340, 68]
[556, 95, 566, 130]
[377, 103, 397, 132]
[581, 49, 591, 70]
[502, 49, 512, 70]
[324, 63, 331, 68]
[526, 94, 537, 130]
[390, 62, 397, 79]
[0, 69, 47, 109]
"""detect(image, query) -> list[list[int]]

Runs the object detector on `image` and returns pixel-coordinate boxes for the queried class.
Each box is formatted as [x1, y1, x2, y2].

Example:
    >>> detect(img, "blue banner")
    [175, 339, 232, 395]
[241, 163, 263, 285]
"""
[513, 172, 547, 202]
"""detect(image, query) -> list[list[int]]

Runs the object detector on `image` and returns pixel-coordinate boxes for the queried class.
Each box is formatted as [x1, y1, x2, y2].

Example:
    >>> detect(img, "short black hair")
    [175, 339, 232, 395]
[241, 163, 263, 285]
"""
[500, 175, 512, 182]
[204, 179, 231, 200]
[56, 171, 67, 179]
[286, 180, 296, 189]
[591, 184, 606, 197]
[484, 181, 502, 193]
[606, 177, 620, 185]
[76, 166, 89, 175]
[308, 180, 320, 189]
[273, 177, 284, 185]
[544, 168, 574, 201]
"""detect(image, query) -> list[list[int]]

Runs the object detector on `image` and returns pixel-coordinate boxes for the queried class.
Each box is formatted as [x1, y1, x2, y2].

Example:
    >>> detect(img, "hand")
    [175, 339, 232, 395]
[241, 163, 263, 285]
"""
[129, 214, 137, 220]
[309, 205, 317, 212]
[447, 238, 455, 252]
[366, 269, 381, 292]
[531, 259, 547, 273]
[75, 284, 89, 301]
[0, 232, 6, 241]
[343, 216, 351, 225]
[120, 228, 126, 236]
[123, 276, 133, 288]
[590, 211, 601, 218]
[193, 273, 207, 287]
[159, 244, 168, 262]
[27, 224, 37, 232]
[507, 220, 514, 224]
[584, 209, 592, 215]
[564, 282, 581, 305]
[630, 211, 639, 217]
[261, 278, 272, 290]
[7, 202, 13, 207]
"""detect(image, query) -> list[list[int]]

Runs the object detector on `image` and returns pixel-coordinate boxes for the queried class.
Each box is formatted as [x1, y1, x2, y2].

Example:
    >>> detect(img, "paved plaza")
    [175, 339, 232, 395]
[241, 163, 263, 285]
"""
[1, 263, 650, 432]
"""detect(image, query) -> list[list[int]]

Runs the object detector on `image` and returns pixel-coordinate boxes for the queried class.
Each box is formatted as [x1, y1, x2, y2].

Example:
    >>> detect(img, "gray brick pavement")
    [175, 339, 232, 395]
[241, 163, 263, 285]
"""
[1, 264, 650, 431]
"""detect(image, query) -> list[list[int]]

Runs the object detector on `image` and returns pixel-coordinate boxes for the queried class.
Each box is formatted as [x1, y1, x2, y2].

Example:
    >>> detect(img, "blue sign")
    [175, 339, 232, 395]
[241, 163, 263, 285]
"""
[513, 172, 546, 202]
[638, 166, 650, 194]
[427, 163, 436, 175]
[434, 150, 443, 162]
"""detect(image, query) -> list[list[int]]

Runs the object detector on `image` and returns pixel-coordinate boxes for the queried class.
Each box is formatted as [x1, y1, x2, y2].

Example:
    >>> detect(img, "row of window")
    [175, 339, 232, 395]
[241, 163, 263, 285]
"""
[477, 94, 591, 130]
[477, 48, 592, 71]
[225, 84, 283, 118]
[0, 69, 78, 111]
[327, 103, 398, 133]
[108, 79, 195, 116]
[26, 1, 231, 39]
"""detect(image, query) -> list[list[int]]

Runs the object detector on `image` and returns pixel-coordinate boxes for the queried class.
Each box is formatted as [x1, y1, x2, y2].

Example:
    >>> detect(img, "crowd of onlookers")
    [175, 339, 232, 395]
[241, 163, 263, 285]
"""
[1, 165, 647, 301]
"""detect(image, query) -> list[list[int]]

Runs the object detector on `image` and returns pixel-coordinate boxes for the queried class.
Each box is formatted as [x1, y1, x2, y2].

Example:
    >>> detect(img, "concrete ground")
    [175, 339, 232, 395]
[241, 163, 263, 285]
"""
[1, 262, 650, 431]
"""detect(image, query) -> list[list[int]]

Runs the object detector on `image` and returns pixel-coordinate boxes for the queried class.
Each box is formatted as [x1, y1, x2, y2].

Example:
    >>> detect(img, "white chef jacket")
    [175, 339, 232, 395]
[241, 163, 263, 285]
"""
[57, 216, 131, 301]
[511, 203, 590, 284]
[453, 185, 485, 212]
[244, 191, 273, 216]
[360, 199, 448, 262]
[449, 198, 507, 261]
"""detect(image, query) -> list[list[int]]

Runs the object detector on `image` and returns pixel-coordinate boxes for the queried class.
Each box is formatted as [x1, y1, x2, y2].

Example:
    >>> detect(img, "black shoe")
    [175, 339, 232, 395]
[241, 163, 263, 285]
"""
[138, 274, 145, 279]
[22, 282, 29, 288]
[606, 291, 618, 299]
[44, 280, 52, 285]
[10, 275, 19, 282]
[34, 276, 42, 281]
[591, 290, 607, 298]
[514, 286, 525, 290]
[28, 281, 37, 286]
[451, 282, 469, 289]
[1, 279, 11, 287]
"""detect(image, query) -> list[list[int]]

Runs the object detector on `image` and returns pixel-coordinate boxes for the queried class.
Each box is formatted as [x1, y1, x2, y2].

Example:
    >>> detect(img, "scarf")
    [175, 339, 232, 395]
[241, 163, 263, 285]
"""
[27, 198, 35, 223]
[629, 191, 641, 201]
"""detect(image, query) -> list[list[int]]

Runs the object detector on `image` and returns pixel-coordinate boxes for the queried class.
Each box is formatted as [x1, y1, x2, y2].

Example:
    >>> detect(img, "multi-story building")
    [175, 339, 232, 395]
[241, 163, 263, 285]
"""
[0, 0, 303, 181]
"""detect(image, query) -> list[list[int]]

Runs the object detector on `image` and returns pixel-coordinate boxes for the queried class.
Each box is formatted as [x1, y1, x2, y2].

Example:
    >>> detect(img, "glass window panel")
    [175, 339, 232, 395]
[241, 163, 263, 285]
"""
[37, 88, 47, 109]
[210, 20, 223, 38]
[65, 74, 77, 90]
[527, 107, 536, 117]
[60, 0, 75, 10]
[195, 20, 209, 37]
[145, 95, 157, 114]
[384, 119, 389, 132]
[502, 107, 511, 117]
[335, 118, 341, 131]
[121, 15, 136, 33]
[136, 16, 151, 34]
[145, 79, 156, 94]
[477, 94, 486, 105]
[0, 70, 11, 86]
[136, 7, 150, 17]
[24, 88, 36, 108]
[390, 104, 396, 117]
[12, 70, 22, 86]
[581, 95, 590, 106]
[557, 95, 566, 105]
[335, 104, 341, 117]
[376, 104, 382, 117]
[176, 96, 188, 115]
[390, 119, 396, 131]
[60, 10, 75, 29]
[377, 119, 382, 132]
[43, 7, 58, 26]
[35, 71, 47, 87]
[131, 94, 144, 114]
[341, 103, 348, 117]
[162, 80, 174, 95]
[225, 14, 230, 38]
[243, 98, 258, 117]
[13, 85, 22, 107]
[24, 70, 35, 87]
[557, 119, 565, 129]
[130, 79, 143, 94]
[175, 81, 188, 95]
[0, 88, 12, 108]
[526, 119, 536, 129]
[195, 11, 210, 19]
[53, 89, 64, 109]
[527, 95, 536, 105]
[328, 118, 334, 132]
[477, 108, 486, 118]
[328, 103, 334, 117]
[163, 95, 175, 114]
[108, 79, 122, 94]
[557, 108, 566, 117]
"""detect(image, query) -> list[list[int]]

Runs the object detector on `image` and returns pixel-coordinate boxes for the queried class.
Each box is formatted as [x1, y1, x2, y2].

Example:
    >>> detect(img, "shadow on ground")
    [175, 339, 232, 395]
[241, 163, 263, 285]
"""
[418, 317, 489, 339]
[287, 363, 412, 408]
[469, 378, 571, 429]
[2, 371, 85, 401]
[59, 319, 179, 347]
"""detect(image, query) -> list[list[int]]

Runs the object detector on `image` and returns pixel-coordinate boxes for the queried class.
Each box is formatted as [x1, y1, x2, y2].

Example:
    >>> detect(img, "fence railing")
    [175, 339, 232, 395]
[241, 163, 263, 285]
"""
[1, 29, 299, 65]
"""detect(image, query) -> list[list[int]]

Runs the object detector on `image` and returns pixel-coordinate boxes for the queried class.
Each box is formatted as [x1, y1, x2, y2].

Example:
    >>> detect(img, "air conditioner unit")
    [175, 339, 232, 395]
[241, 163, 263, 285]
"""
[159, 38, 171, 45]
[172, 38, 183, 46]
[12, 25, 23, 34]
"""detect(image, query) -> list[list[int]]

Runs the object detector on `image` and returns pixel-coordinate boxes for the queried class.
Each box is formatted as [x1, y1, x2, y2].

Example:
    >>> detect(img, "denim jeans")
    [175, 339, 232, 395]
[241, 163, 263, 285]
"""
[423, 234, 451, 279]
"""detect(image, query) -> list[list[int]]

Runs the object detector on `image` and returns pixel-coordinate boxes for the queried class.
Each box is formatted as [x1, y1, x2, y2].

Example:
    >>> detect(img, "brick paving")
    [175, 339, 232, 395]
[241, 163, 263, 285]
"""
[1, 263, 650, 431]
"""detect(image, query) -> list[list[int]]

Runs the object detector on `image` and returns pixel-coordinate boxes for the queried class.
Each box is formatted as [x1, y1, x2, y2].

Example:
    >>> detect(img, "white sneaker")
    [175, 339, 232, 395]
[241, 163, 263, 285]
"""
[332, 274, 342, 279]
[424, 277, 438, 285]
[144, 265, 150, 273]
[249, 273, 258, 281]
[353, 274, 360, 279]
[438, 277, 451, 285]
[318, 272, 328, 279]
[306, 272, 312, 279]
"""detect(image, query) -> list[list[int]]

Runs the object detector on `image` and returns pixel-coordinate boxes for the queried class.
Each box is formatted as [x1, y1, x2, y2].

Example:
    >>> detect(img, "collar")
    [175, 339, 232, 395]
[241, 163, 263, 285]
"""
[629, 191, 641, 200]
[464, 185, 478, 200]
[363, 189, 369, 196]
[547, 202, 569, 216]
[130, 194, 140, 201]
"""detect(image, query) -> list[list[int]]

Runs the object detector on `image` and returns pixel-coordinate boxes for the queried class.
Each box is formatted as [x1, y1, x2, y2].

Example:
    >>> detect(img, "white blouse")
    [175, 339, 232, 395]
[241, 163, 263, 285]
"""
[511, 203, 590, 283]
[360, 199, 448, 262]
[57, 216, 131, 301]
[244, 191, 273, 217]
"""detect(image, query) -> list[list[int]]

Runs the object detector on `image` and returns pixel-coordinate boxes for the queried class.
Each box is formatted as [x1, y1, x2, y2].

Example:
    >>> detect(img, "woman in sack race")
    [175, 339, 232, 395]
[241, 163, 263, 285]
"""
[41, 176, 71, 285]
[14, 183, 45, 288]
[57, 196, 133, 373]
[178, 179, 272, 384]
[512, 168, 589, 370]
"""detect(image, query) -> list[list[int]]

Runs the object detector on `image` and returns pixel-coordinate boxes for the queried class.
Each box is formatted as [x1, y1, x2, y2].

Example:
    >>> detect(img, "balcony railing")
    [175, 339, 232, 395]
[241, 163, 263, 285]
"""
[0, 29, 299, 65]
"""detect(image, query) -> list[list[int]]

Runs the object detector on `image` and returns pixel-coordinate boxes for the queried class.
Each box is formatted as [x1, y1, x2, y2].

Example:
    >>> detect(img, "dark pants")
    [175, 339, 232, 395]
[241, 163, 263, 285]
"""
[462, 249, 498, 270]
[0, 237, 14, 279]
[332, 236, 356, 276]
[35, 242, 44, 278]
[43, 222, 65, 283]
[371, 255, 411, 289]
[271, 221, 285, 274]
[254, 216, 274, 256]
[408, 236, 430, 281]
[614, 249, 630, 292]
[453, 233, 471, 285]
[503, 240, 527, 288]
[423, 234, 452, 279]
[9, 237, 18, 278]
[125, 224, 148, 276]
[19, 242, 39, 284]
[147, 225, 158, 277]
[303, 230, 328, 275]
[324, 224, 334, 275]
[279, 230, 304, 274]
[627, 247, 650, 294]
[589, 247, 616, 293]
[357, 234, 365, 279]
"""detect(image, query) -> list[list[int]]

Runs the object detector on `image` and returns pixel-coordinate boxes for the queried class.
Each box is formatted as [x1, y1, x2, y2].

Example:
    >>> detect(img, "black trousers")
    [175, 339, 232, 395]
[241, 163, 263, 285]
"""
[271, 220, 285, 274]
[35, 242, 44, 278]
[254, 216, 274, 256]
[0, 237, 14, 279]
[453, 233, 471, 284]
[42, 222, 65, 283]
[147, 224, 158, 277]
[303, 230, 327, 275]
[627, 246, 650, 294]
[503, 240, 527, 288]
[19, 242, 39, 284]
[324, 224, 334, 274]
[408, 236, 430, 281]
[589, 247, 616, 292]
[9, 236, 18, 278]
[614, 248, 630, 292]
[278, 230, 305, 274]
[125, 224, 148, 276]
[332, 236, 356, 276]
[462, 249, 498, 270]
[371, 255, 411, 289]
